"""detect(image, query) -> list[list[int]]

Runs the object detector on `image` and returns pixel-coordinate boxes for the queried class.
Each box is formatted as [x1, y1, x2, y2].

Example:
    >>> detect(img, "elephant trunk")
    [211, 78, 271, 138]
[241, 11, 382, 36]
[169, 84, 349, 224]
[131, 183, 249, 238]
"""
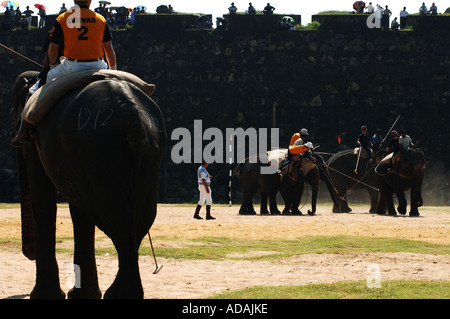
[17, 149, 36, 260]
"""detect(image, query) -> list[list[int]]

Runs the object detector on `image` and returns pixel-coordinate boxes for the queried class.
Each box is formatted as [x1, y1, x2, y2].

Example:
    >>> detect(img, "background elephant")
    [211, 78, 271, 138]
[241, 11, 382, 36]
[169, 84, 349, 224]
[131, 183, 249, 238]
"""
[327, 149, 384, 213]
[375, 148, 426, 216]
[11, 71, 166, 299]
[234, 149, 334, 215]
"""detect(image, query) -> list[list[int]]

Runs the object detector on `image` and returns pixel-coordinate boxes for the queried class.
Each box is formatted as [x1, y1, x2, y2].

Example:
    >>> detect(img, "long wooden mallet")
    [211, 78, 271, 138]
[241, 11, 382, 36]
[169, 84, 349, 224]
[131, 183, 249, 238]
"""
[354, 146, 362, 174]
[147, 231, 163, 274]
[0, 43, 43, 69]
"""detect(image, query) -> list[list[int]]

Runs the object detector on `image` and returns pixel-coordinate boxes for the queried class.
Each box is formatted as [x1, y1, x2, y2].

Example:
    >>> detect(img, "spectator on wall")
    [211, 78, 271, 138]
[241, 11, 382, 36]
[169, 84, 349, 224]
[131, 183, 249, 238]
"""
[38, 6, 46, 28]
[228, 2, 237, 14]
[247, 2, 256, 14]
[366, 2, 374, 13]
[23, 6, 34, 28]
[399, 7, 409, 29]
[419, 2, 428, 15]
[391, 17, 399, 30]
[382, 5, 391, 31]
[59, 3, 67, 14]
[429, 2, 438, 15]
[263, 3, 275, 14]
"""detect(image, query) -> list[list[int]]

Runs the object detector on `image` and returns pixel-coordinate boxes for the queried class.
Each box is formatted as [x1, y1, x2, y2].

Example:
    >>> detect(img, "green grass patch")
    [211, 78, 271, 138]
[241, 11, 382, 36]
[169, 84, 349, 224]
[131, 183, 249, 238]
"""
[138, 236, 450, 260]
[210, 280, 450, 299]
[2, 235, 448, 260]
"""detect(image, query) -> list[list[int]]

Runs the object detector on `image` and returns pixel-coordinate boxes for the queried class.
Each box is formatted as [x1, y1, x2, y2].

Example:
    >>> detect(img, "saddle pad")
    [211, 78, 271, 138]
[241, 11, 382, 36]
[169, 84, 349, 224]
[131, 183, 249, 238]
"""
[24, 69, 156, 125]
[266, 148, 288, 169]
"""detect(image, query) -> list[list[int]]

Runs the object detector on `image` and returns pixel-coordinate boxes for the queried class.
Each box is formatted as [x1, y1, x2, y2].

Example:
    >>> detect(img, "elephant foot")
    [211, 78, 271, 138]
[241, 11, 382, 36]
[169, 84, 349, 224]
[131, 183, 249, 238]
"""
[239, 211, 256, 215]
[397, 206, 407, 215]
[291, 209, 302, 215]
[239, 207, 256, 215]
[388, 210, 397, 216]
[270, 209, 281, 215]
[68, 287, 102, 299]
[30, 285, 66, 299]
[104, 279, 144, 299]
[307, 209, 315, 216]
[409, 211, 420, 217]
[260, 210, 269, 215]
[282, 208, 292, 215]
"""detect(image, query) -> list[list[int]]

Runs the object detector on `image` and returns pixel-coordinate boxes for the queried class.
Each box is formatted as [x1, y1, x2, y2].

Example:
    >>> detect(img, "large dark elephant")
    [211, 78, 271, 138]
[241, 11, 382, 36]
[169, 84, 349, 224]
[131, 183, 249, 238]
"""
[327, 149, 383, 213]
[375, 148, 426, 216]
[11, 71, 166, 299]
[235, 149, 335, 215]
[279, 153, 338, 215]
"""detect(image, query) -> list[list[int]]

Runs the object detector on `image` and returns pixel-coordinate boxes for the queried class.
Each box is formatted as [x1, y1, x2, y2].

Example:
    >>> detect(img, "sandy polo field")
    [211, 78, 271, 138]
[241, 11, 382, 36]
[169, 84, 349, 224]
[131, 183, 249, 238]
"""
[0, 203, 449, 299]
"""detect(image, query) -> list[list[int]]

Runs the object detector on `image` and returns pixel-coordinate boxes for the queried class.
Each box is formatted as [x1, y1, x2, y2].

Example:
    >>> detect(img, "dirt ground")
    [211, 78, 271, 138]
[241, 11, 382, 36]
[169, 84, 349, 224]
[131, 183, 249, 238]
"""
[0, 204, 449, 299]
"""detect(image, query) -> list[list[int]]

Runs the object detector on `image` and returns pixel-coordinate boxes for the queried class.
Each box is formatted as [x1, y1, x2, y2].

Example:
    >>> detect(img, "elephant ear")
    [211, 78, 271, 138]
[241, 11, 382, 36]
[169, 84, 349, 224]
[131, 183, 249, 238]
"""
[299, 159, 316, 176]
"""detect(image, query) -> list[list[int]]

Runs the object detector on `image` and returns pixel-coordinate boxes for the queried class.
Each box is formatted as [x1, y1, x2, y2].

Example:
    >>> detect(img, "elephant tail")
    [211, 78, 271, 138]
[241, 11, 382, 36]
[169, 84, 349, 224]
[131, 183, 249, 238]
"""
[228, 163, 243, 206]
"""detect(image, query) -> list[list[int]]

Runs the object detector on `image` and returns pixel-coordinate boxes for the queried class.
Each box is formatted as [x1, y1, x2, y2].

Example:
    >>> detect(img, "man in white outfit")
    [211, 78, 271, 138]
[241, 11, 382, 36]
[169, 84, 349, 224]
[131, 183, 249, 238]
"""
[194, 161, 215, 220]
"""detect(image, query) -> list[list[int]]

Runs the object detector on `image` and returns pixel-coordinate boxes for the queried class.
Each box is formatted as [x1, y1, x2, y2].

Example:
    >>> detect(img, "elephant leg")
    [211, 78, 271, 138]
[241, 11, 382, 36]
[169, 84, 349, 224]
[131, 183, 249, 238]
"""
[67, 203, 102, 299]
[291, 184, 303, 215]
[269, 191, 281, 215]
[409, 185, 422, 217]
[375, 191, 387, 215]
[28, 148, 65, 299]
[395, 189, 407, 215]
[260, 192, 269, 214]
[308, 180, 319, 216]
[368, 189, 379, 214]
[333, 187, 351, 213]
[102, 203, 143, 299]
[239, 191, 256, 215]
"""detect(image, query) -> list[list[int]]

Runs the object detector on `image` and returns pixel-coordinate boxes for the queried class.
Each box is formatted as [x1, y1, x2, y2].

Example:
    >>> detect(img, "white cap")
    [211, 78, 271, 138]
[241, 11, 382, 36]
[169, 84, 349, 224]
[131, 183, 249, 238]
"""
[305, 142, 313, 149]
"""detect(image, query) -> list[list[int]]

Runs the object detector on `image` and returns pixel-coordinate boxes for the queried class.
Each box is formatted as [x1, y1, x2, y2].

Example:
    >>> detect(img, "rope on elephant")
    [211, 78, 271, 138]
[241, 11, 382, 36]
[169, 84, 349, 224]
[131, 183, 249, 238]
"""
[318, 162, 379, 192]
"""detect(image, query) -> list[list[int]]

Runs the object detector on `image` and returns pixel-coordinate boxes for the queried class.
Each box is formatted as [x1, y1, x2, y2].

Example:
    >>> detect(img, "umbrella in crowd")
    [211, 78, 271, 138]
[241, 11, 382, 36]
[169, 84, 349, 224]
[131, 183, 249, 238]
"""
[34, 3, 46, 10]
[1, 1, 19, 8]
[353, 1, 366, 11]
[282, 16, 295, 23]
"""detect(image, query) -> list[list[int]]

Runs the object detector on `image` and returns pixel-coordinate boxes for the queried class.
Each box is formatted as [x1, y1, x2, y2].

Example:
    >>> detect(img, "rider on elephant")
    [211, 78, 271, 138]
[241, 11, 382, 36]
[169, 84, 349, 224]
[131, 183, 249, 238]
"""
[283, 141, 315, 177]
[281, 128, 311, 170]
[357, 125, 372, 162]
[384, 130, 402, 172]
[11, 0, 117, 147]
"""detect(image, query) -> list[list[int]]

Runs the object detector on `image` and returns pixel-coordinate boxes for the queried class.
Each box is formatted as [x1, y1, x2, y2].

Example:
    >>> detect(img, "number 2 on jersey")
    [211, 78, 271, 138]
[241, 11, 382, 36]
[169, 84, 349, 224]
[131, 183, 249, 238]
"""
[77, 26, 88, 40]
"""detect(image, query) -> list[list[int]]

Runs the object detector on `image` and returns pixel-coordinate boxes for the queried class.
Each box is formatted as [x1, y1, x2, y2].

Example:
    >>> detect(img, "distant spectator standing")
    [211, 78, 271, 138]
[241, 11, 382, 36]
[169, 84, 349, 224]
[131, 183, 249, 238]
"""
[263, 3, 275, 14]
[247, 2, 256, 14]
[366, 2, 374, 13]
[399, 7, 409, 29]
[356, 1, 365, 13]
[430, 2, 438, 15]
[15, 6, 21, 25]
[419, 2, 428, 15]
[8, 5, 16, 29]
[228, 2, 237, 14]
[23, 5, 34, 28]
[382, 5, 391, 31]
[38, 6, 46, 28]
[59, 3, 67, 14]
[168, 4, 174, 13]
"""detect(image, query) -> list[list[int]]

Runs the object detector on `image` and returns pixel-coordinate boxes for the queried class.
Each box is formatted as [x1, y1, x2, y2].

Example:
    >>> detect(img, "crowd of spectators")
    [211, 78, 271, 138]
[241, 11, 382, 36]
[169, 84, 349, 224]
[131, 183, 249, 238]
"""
[1, 1, 448, 32]
[354, 2, 442, 30]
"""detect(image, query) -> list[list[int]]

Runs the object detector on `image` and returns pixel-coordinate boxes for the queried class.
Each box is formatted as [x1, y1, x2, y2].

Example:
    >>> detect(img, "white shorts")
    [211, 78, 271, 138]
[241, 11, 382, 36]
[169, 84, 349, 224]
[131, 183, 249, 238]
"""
[46, 58, 108, 82]
[198, 185, 212, 206]
[28, 58, 108, 94]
